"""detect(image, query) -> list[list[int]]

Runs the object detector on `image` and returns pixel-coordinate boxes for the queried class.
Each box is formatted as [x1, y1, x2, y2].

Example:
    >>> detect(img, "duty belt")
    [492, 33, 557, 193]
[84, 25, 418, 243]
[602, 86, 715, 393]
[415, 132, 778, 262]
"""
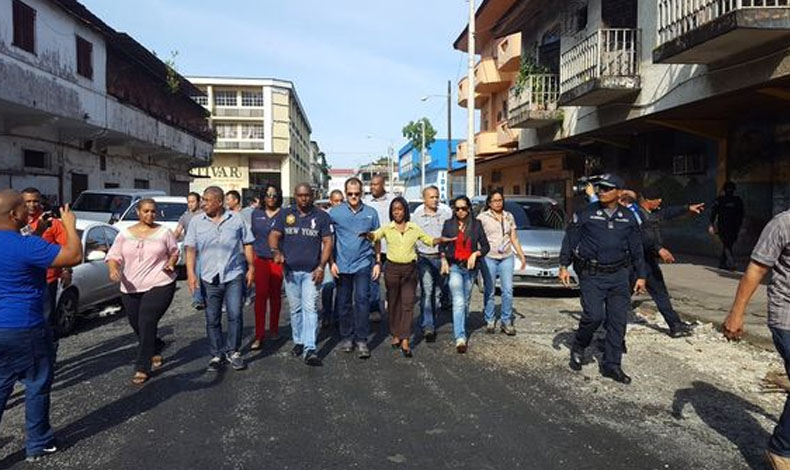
[575, 257, 629, 274]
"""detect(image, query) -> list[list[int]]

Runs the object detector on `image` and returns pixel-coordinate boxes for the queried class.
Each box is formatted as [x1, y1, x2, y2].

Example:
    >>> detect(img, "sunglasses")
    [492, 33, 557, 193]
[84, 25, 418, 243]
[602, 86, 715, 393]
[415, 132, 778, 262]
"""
[346, 192, 361, 197]
[454, 206, 469, 212]
[264, 193, 278, 198]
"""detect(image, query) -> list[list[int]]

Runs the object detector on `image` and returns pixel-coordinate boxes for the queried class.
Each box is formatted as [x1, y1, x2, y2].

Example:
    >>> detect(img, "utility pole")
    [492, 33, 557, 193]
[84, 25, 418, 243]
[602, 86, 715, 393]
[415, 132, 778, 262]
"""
[420, 119, 426, 192]
[466, 0, 476, 197]
[446, 79, 452, 200]
[388, 144, 394, 193]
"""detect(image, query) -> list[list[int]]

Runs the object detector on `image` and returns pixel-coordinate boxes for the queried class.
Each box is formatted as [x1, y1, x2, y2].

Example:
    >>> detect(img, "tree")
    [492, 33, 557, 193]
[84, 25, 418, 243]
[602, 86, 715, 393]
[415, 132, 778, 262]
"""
[402, 118, 437, 153]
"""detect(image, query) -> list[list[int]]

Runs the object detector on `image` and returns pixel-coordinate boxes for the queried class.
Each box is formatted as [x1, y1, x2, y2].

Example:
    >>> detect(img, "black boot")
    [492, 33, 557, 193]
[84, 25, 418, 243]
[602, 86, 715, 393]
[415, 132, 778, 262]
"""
[601, 367, 632, 384]
[569, 345, 584, 371]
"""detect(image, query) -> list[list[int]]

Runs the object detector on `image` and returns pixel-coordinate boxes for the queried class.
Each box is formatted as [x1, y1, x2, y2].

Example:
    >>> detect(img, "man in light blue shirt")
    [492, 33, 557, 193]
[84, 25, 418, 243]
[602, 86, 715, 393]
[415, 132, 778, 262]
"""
[330, 177, 381, 358]
[185, 186, 255, 372]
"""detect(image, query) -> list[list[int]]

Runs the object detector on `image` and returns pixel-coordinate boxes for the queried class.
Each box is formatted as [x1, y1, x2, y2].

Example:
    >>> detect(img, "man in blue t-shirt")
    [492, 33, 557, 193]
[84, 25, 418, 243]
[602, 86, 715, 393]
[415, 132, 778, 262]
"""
[329, 177, 381, 359]
[270, 183, 332, 366]
[0, 190, 82, 461]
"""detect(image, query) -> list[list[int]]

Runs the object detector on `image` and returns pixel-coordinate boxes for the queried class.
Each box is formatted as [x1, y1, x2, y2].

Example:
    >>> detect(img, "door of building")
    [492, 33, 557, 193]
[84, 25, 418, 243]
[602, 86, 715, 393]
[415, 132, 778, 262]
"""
[71, 173, 88, 203]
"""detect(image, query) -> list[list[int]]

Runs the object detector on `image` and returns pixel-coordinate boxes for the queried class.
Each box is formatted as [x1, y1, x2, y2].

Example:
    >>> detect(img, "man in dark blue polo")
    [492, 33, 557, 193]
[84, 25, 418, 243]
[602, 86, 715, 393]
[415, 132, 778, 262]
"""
[330, 177, 381, 359]
[269, 183, 332, 366]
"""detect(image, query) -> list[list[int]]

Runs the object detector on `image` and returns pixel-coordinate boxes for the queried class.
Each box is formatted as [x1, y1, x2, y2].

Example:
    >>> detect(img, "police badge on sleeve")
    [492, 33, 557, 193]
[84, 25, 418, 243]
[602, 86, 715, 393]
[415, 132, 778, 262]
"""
[286, 214, 296, 225]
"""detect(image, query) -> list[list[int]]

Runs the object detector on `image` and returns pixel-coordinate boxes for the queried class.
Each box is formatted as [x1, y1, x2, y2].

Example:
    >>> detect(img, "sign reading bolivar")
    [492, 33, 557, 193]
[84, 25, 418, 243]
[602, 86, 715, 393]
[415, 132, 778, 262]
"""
[190, 166, 243, 179]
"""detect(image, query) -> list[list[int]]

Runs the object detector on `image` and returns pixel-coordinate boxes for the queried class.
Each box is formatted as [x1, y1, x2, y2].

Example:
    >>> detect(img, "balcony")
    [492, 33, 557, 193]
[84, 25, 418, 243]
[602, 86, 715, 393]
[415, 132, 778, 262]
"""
[507, 74, 563, 128]
[559, 29, 641, 106]
[456, 131, 509, 162]
[496, 33, 522, 72]
[213, 107, 265, 118]
[457, 76, 487, 108]
[654, 0, 790, 64]
[215, 139, 266, 152]
[496, 121, 520, 147]
[475, 57, 513, 94]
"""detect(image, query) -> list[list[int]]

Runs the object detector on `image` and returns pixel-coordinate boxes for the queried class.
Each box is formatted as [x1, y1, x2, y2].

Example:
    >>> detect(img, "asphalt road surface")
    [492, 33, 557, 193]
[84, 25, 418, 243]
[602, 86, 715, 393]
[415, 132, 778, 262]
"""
[0, 281, 774, 469]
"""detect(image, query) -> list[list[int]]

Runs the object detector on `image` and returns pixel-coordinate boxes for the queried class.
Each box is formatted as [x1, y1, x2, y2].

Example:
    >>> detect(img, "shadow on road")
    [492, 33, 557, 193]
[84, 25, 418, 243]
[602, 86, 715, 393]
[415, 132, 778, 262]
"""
[671, 381, 776, 470]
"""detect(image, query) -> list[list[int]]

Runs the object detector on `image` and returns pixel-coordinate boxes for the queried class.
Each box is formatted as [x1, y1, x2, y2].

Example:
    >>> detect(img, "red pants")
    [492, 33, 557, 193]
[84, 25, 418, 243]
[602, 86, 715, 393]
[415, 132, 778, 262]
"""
[254, 256, 283, 340]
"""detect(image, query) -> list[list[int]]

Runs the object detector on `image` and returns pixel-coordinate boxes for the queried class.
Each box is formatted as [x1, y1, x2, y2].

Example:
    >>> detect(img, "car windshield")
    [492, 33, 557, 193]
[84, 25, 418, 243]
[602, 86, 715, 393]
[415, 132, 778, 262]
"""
[506, 201, 566, 230]
[124, 202, 187, 222]
[72, 193, 132, 214]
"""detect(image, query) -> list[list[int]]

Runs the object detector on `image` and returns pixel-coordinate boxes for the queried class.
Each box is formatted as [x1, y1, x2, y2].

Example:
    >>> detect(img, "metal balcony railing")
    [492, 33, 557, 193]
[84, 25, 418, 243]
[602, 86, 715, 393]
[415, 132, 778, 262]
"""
[508, 74, 560, 112]
[560, 29, 640, 94]
[215, 140, 266, 150]
[213, 108, 265, 118]
[658, 0, 790, 45]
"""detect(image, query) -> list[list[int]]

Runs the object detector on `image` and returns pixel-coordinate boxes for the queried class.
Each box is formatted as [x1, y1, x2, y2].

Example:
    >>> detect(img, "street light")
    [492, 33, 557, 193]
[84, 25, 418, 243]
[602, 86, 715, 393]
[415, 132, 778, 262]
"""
[420, 80, 453, 199]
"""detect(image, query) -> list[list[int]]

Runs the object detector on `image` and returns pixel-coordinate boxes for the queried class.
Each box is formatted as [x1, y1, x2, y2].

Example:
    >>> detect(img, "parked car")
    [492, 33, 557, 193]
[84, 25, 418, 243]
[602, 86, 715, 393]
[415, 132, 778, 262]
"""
[471, 195, 579, 289]
[114, 195, 188, 265]
[71, 188, 166, 224]
[52, 219, 121, 336]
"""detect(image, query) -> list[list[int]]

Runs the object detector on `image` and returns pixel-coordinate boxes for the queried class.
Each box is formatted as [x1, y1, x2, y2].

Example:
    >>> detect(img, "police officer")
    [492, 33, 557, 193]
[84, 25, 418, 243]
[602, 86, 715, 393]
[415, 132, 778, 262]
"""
[635, 187, 704, 338]
[560, 174, 647, 384]
[709, 181, 744, 271]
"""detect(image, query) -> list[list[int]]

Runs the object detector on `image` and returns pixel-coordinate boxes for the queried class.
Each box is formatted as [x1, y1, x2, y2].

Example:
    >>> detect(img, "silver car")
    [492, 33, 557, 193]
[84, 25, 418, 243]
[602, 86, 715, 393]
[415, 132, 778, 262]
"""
[472, 196, 579, 289]
[52, 219, 121, 336]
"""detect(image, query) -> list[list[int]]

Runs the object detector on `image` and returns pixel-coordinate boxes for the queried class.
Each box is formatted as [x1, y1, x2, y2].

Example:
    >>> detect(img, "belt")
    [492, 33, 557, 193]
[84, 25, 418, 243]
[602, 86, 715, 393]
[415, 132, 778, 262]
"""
[418, 252, 442, 259]
[575, 257, 629, 274]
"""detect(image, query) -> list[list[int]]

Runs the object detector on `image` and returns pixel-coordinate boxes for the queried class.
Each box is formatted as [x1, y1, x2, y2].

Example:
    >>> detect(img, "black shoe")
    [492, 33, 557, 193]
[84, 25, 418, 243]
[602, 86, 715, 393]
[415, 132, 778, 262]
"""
[424, 329, 437, 343]
[569, 346, 584, 371]
[370, 310, 382, 323]
[304, 349, 322, 366]
[601, 367, 632, 384]
[291, 344, 304, 357]
[669, 321, 694, 338]
[357, 342, 371, 359]
[339, 339, 354, 353]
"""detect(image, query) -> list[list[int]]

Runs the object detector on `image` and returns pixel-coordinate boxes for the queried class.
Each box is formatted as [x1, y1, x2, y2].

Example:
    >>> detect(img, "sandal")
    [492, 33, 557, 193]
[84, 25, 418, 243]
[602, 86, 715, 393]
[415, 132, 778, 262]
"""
[151, 355, 163, 370]
[390, 337, 401, 349]
[131, 372, 149, 385]
[400, 340, 413, 358]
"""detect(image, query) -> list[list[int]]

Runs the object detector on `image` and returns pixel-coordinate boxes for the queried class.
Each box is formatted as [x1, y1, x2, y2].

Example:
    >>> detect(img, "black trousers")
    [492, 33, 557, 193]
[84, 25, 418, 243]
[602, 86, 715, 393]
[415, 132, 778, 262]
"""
[575, 268, 630, 369]
[121, 282, 176, 373]
[719, 231, 738, 270]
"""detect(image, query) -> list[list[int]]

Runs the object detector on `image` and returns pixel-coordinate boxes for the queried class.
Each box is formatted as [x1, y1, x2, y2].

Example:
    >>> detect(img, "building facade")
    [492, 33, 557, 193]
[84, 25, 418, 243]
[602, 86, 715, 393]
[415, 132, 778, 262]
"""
[186, 77, 313, 201]
[0, 0, 214, 203]
[456, 0, 790, 257]
[398, 139, 464, 201]
[327, 168, 356, 196]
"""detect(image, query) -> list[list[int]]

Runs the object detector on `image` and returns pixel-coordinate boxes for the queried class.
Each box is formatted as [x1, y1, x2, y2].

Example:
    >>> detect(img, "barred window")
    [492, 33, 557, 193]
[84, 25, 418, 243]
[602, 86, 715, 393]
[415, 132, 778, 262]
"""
[241, 91, 264, 107]
[214, 91, 237, 107]
[215, 123, 237, 139]
[241, 124, 264, 139]
[192, 95, 208, 106]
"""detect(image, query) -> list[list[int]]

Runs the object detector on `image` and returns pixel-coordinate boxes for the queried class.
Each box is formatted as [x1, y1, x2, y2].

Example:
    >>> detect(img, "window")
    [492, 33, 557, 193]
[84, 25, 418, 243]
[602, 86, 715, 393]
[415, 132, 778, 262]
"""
[241, 124, 264, 139]
[576, 5, 588, 32]
[12, 0, 36, 54]
[104, 182, 119, 189]
[214, 91, 237, 107]
[134, 179, 150, 189]
[528, 159, 542, 172]
[192, 95, 208, 106]
[102, 227, 119, 248]
[513, 185, 521, 195]
[672, 154, 706, 175]
[85, 227, 109, 260]
[76, 35, 93, 79]
[124, 202, 187, 222]
[491, 170, 502, 183]
[23, 149, 47, 168]
[100, 155, 106, 171]
[215, 123, 237, 139]
[241, 91, 264, 107]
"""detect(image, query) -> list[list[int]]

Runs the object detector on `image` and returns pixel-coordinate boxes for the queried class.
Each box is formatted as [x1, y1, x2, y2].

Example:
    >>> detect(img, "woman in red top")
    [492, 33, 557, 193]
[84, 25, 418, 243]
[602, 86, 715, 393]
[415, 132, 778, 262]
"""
[439, 196, 490, 353]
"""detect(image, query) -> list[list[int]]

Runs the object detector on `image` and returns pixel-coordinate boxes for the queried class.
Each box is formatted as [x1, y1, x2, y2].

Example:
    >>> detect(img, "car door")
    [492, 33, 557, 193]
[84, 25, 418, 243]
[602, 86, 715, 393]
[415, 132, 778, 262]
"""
[102, 226, 121, 301]
[80, 226, 112, 308]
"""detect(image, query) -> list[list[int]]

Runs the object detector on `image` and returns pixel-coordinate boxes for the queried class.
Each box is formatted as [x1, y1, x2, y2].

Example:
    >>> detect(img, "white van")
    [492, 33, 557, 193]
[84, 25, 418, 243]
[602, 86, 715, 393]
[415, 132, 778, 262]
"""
[71, 189, 166, 223]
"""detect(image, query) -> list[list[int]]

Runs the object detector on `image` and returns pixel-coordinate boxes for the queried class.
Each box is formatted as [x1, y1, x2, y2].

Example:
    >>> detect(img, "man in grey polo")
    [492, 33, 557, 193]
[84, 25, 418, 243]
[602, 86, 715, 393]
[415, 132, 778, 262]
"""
[363, 174, 394, 321]
[723, 209, 790, 468]
[185, 186, 255, 372]
[175, 192, 204, 309]
[413, 185, 452, 341]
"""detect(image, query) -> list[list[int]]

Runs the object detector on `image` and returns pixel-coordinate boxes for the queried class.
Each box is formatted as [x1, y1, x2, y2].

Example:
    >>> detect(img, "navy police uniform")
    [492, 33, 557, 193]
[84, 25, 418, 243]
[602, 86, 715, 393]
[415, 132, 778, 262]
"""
[560, 175, 647, 376]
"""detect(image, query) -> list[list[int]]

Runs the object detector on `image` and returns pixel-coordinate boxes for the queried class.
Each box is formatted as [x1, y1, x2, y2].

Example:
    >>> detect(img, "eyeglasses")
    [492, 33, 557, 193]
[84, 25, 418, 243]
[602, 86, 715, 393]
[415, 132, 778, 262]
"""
[346, 192, 361, 197]
[264, 193, 277, 198]
[597, 186, 617, 193]
[454, 206, 469, 212]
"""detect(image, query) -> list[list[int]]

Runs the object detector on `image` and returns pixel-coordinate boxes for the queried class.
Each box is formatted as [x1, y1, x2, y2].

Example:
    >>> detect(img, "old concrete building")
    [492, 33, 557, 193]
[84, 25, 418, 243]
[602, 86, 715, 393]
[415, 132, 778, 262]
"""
[456, 0, 790, 257]
[0, 0, 214, 203]
[185, 77, 313, 202]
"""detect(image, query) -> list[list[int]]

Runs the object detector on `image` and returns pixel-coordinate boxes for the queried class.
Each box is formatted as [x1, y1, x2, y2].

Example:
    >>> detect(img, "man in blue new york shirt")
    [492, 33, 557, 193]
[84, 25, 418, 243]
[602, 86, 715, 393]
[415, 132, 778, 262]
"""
[0, 190, 82, 461]
[330, 177, 381, 359]
[269, 183, 332, 366]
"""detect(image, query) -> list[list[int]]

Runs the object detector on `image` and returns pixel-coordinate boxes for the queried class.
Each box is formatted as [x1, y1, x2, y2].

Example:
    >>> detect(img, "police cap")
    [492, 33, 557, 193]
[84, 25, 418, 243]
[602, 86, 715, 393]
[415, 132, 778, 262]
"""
[597, 173, 625, 189]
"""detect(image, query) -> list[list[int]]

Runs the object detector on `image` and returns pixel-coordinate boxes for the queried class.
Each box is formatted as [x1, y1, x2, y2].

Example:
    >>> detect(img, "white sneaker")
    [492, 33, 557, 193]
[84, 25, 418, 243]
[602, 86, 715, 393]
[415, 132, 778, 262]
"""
[455, 338, 467, 354]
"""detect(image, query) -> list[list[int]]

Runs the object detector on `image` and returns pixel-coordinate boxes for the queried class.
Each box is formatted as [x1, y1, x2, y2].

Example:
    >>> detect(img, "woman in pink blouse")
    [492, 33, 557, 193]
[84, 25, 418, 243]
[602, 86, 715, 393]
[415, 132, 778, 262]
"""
[107, 199, 180, 384]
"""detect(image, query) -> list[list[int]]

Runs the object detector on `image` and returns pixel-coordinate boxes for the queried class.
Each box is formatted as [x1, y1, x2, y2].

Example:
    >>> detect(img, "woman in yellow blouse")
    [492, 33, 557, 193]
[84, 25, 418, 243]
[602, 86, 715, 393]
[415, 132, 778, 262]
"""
[365, 197, 454, 357]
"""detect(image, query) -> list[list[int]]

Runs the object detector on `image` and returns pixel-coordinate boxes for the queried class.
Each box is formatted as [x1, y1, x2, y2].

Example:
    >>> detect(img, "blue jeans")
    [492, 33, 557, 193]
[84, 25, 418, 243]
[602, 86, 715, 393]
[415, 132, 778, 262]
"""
[483, 255, 515, 325]
[193, 256, 205, 304]
[449, 264, 476, 340]
[202, 275, 244, 357]
[770, 326, 790, 456]
[284, 270, 319, 351]
[0, 326, 55, 457]
[418, 256, 446, 331]
[337, 266, 372, 343]
[321, 277, 337, 322]
[370, 257, 385, 313]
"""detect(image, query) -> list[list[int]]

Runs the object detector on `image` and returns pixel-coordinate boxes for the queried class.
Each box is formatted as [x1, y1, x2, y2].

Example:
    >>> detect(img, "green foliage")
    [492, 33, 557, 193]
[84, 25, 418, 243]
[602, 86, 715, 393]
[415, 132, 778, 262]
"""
[164, 50, 181, 95]
[402, 118, 437, 152]
[512, 55, 549, 97]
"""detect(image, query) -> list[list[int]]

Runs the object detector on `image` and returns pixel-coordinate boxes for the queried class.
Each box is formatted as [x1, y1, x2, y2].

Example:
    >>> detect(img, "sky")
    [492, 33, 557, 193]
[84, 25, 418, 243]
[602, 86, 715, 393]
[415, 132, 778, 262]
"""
[80, 0, 474, 169]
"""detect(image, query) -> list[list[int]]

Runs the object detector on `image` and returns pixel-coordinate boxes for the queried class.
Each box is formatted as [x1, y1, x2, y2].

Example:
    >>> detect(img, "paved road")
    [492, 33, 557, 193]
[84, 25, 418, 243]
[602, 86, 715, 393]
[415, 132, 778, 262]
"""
[0, 281, 768, 469]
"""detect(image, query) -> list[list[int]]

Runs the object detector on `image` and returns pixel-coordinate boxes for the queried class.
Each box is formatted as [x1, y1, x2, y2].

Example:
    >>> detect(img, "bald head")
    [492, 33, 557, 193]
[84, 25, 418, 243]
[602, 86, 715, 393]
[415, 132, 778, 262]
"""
[370, 174, 386, 198]
[0, 189, 26, 231]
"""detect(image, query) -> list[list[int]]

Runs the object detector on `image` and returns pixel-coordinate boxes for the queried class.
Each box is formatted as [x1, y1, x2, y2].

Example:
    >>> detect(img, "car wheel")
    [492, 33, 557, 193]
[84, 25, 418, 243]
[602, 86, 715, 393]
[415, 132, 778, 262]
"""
[54, 289, 79, 337]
